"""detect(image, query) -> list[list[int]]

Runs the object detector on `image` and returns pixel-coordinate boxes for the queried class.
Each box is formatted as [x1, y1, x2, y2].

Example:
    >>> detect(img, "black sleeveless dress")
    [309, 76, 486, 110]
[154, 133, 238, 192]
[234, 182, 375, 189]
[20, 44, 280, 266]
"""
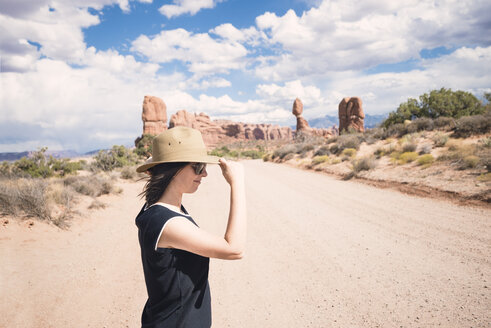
[135, 203, 211, 328]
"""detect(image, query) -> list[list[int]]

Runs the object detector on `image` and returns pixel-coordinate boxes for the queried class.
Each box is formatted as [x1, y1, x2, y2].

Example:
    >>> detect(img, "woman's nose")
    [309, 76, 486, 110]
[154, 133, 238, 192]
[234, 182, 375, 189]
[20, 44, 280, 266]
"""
[201, 168, 208, 177]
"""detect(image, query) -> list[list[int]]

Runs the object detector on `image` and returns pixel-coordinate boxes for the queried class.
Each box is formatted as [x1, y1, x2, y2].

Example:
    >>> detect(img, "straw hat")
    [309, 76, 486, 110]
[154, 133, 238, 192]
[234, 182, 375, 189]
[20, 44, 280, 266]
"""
[136, 126, 219, 173]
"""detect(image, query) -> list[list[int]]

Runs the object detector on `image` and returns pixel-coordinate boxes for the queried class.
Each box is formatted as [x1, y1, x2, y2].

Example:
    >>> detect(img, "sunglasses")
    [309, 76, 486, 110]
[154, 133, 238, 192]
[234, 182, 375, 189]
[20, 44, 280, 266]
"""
[190, 163, 206, 175]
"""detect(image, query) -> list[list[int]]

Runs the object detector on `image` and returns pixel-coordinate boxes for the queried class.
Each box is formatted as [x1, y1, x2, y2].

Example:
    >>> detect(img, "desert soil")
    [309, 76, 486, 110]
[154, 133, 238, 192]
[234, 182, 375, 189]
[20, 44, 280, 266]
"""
[1, 160, 490, 327]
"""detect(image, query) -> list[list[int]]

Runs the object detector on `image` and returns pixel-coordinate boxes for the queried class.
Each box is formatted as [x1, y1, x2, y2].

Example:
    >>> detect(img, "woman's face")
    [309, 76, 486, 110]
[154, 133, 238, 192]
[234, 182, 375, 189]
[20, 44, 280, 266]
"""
[172, 163, 208, 194]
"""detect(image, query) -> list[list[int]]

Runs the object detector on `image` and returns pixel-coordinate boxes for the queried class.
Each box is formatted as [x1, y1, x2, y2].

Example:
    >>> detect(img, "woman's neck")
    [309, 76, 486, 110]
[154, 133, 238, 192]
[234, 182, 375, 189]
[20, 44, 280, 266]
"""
[158, 187, 183, 209]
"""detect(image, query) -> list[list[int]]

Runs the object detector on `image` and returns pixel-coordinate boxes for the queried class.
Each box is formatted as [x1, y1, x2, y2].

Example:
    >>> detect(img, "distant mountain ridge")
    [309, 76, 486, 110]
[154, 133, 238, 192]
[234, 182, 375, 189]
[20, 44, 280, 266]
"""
[0, 149, 101, 162]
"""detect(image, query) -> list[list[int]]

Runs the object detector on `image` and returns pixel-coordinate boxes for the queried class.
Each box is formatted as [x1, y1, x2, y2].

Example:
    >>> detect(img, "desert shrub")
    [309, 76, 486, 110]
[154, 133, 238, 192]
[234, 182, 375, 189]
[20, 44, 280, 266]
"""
[330, 135, 362, 155]
[382, 88, 485, 127]
[326, 137, 337, 144]
[134, 134, 154, 157]
[314, 145, 331, 156]
[64, 175, 114, 197]
[406, 117, 434, 133]
[462, 155, 480, 169]
[312, 155, 329, 165]
[92, 145, 138, 172]
[479, 137, 491, 148]
[374, 147, 386, 158]
[89, 199, 106, 210]
[240, 150, 264, 159]
[341, 148, 357, 157]
[417, 154, 435, 166]
[272, 144, 304, 160]
[209, 146, 230, 157]
[398, 152, 418, 164]
[294, 130, 325, 144]
[365, 127, 385, 141]
[383, 123, 407, 138]
[283, 153, 295, 161]
[402, 142, 418, 153]
[262, 153, 272, 162]
[120, 166, 136, 180]
[352, 156, 377, 173]
[331, 158, 341, 164]
[0, 178, 51, 221]
[431, 132, 449, 147]
[419, 144, 432, 155]
[433, 117, 455, 130]
[452, 114, 491, 137]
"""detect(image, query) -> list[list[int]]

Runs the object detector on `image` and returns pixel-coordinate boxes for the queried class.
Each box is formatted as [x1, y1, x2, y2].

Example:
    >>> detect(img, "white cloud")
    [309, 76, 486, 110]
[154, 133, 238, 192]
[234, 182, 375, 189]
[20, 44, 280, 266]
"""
[159, 0, 224, 19]
[254, 0, 491, 81]
[131, 28, 247, 76]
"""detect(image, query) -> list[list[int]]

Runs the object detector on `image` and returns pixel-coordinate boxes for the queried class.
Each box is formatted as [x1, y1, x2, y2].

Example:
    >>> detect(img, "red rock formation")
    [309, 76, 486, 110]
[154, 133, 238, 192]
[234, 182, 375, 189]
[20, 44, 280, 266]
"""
[338, 97, 365, 133]
[169, 110, 292, 148]
[142, 95, 167, 135]
[292, 98, 334, 138]
[292, 98, 311, 131]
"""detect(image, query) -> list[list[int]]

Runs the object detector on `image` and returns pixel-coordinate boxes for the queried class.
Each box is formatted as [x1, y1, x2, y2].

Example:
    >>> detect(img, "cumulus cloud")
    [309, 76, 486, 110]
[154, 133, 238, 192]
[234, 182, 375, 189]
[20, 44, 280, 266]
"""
[131, 28, 247, 76]
[159, 0, 224, 18]
[254, 0, 491, 81]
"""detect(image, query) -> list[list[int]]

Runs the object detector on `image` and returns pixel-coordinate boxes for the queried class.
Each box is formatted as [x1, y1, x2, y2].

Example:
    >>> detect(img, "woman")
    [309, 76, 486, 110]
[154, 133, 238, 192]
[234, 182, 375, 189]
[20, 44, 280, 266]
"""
[135, 126, 246, 328]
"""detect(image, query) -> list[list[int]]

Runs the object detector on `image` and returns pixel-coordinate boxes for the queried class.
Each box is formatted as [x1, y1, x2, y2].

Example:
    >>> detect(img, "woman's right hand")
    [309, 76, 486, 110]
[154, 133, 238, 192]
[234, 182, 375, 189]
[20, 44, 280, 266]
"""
[219, 158, 244, 187]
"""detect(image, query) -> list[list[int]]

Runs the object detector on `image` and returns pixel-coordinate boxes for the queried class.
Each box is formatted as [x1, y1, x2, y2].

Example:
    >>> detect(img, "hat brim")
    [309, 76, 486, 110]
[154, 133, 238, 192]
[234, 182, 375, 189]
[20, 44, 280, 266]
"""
[136, 155, 220, 173]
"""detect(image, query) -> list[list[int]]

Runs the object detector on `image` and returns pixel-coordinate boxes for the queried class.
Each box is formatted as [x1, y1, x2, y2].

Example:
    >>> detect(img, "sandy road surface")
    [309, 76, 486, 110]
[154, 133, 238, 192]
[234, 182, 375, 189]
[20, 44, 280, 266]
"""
[1, 160, 490, 327]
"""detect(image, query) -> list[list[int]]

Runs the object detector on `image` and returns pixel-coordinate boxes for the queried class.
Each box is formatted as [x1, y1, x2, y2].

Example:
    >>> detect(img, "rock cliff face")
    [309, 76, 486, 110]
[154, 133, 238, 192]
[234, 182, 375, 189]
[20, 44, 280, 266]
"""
[292, 98, 334, 137]
[338, 97, 365, 133]
[169, 110, 293, 147]
[142, 96, 167, 135]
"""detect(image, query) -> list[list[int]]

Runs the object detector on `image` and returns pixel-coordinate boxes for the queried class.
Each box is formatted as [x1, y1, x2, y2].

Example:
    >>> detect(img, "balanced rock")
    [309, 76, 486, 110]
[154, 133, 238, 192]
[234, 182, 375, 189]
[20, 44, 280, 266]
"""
[142, 95, 167, 135]
[292, 98, 303, 116]
[292, 97, 334, 137]
[292, 98, 310, 131]
[338, 97, 365, 133]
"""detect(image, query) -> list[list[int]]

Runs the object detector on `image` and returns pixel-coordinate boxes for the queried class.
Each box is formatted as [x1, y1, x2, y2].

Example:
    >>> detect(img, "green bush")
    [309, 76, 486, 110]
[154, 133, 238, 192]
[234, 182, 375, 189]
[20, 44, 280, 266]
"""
[92, 145, 138, 172]
[240, 150, 264, 159]
[1, 148, 82, 178]
[134, 134, 154, 158]
[417, 154, 435, 166]
[209, 146, 230, 157]
[383, 88, 485, 127]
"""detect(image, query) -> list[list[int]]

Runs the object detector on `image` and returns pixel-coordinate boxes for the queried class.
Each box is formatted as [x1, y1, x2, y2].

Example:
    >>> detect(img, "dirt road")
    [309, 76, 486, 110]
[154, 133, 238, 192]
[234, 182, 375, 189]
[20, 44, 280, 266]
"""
[1, 160, 490, 327]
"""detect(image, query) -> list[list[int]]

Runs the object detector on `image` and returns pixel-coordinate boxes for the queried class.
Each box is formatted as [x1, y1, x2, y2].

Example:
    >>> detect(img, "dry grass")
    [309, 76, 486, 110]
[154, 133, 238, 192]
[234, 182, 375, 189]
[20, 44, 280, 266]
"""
[352, 156, 377, 173]
[64, 174, 115, 197]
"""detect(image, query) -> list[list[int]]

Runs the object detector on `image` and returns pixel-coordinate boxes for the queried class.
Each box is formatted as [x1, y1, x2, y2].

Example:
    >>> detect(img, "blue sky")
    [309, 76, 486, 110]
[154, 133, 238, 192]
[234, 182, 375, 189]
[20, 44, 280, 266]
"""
[1, 0, 490, 152]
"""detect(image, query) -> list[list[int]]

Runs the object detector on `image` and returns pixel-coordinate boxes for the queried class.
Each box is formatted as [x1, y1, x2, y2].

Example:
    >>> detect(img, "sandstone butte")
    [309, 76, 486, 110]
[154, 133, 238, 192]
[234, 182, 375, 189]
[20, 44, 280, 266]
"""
[338, 97, 365, 133]
[136, 95, 350, 149]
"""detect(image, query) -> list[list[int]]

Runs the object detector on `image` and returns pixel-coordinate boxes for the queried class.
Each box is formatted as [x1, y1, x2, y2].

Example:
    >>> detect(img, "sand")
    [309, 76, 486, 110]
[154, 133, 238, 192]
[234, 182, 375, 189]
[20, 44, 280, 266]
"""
[1, 160, 490, 327]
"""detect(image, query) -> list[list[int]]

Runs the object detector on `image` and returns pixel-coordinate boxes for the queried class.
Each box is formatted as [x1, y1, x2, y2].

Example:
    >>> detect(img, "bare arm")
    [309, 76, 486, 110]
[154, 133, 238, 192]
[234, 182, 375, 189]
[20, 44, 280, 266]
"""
[158, 159, 247, 260]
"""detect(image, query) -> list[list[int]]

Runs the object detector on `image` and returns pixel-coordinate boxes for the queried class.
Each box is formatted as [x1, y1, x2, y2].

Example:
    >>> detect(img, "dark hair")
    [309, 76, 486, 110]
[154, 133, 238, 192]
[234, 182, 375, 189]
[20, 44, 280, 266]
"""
[140, 162, 189, 205]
